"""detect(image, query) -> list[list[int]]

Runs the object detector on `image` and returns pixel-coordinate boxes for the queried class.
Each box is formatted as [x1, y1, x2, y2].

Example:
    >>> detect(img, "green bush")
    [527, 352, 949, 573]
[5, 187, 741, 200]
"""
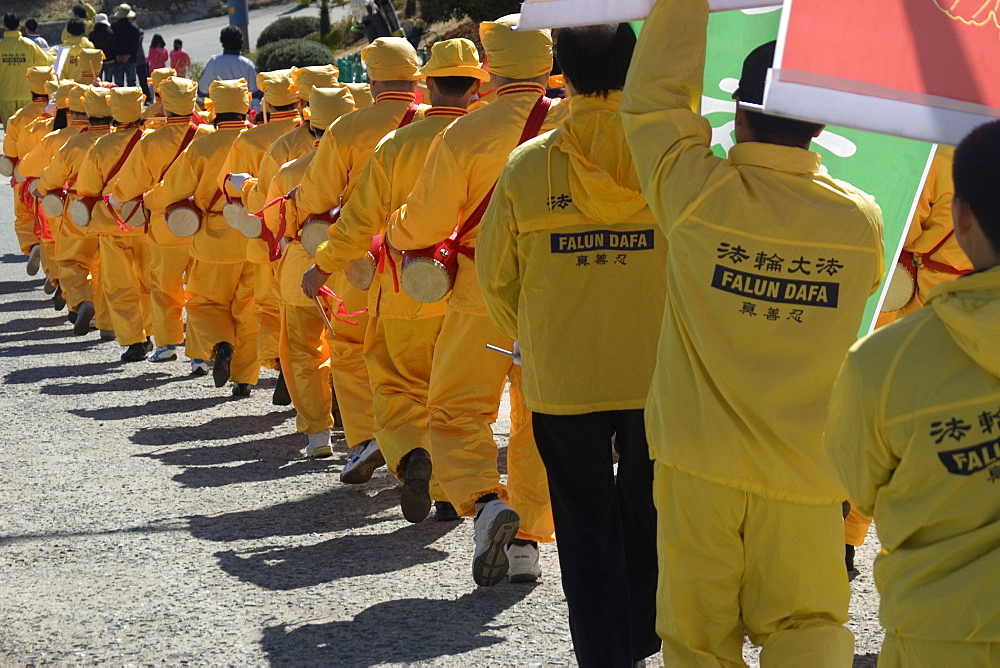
[256, 16, 322, 49]
[254, 38, 335, 71]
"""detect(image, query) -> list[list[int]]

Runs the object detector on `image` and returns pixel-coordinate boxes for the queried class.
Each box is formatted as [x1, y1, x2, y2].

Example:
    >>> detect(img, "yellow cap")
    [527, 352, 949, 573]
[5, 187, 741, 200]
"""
[308, 86, 356, 131]
[361, 37, 420, 82]
[257, 69, 298, 107]
[110, 87, 145, 123]
[208, 78, 250, 115]
[344, 82, 373, 109]
[417, 38, 490, 82]
[291, 64, 339, 101]
[150, 67, 177, 91]
[67, 83, 89, 113]
[159, 76, 198, 115]
[83, 86, 112, 117]
[480, 15, 552, 80]
[26, 66, 56, 95]
[48, 79, 71, 108]
[77, 49, 106, 82]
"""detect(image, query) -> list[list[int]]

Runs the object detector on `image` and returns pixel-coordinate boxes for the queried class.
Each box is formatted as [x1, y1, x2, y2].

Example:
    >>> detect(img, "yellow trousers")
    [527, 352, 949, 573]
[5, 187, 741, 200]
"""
[427, 309, 553, 543]
[327, 274, 374, 448]
[99, 235, 152, 346]
[253, 261, 281, 370]
[56, 234, 112, 329]
[879, 634, 1000, 667]
[844, 500, 873, 547]
[652, 464, 854, 667]
[14, 191, 37, 255]
[279, 303, 334, 434]
[148, 244, 190, 348]
[364, 314, 446, 502]
[186, 260, 259, 385]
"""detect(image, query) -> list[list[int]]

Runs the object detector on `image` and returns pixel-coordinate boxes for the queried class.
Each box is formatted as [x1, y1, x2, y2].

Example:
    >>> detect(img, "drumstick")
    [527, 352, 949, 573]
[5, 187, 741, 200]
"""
[486, 344, 514, 357]
[314, 296, 337, 338]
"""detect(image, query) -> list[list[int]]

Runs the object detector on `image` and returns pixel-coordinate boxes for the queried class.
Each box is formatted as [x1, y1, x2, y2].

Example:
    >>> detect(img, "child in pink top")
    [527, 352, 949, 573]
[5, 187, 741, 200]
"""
[147, 34, 168, 70]
[169, 38, 191, 77]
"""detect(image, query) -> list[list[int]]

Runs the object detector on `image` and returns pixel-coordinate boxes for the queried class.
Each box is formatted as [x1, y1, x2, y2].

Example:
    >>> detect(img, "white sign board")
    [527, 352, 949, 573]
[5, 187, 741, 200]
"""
[517, 0, 779, 29]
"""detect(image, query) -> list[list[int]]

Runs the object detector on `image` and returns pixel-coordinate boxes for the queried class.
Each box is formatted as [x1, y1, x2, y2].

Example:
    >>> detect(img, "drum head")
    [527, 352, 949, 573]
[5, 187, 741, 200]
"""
[0, 155, 13, 177]
[234, 212, 263, 239]
[121, 199, 147, 227]
[401, 257, 452, 303]
[68, 198, 91, 227]
[166, 206, 201, 238]
[345, 255, 376, 291]
[41, 193, 65, 218]
[301, 222, 329, 258]
[223, 202, 247, 230]
[29, 181, 41, 200]
[881, 262, 916, 313]
[12, 163, 23, 183]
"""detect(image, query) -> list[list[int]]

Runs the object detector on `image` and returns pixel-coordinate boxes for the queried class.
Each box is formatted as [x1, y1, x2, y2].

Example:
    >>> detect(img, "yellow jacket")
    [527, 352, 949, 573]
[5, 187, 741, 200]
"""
[0, 31, 53, 101]
[146, 120, 249, 264]
[74, 125, 148, 236]
[621, 0, 885, 504]
[246, 122, 315, 213]
[318, 107, 467, 319]
[3, 99, 47, 159]
[60, 35, 96, 82]
[39, 123, 113, 239]
[141, 101, 166, 131]
[19, 121, 87, 179]
[112, 115, 215, 248]
[297, 91, 428, 217]
[825, 266, 1000, 641]
[263, 148, 318, 308]
[478, 92, 666, 414]
[387, 83, 568, 316]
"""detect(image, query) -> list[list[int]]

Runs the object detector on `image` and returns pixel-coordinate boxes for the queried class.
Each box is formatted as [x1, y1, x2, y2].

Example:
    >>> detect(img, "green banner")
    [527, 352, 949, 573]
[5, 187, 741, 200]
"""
[636, 9, 933, 336]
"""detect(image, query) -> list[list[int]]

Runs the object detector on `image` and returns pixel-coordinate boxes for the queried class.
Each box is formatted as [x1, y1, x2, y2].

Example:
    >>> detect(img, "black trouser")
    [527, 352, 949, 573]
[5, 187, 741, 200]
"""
[532, 410, 660, 667]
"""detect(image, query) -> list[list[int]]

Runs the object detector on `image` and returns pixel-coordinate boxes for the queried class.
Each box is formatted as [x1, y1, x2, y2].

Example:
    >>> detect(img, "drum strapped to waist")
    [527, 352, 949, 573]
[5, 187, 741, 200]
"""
[41, 188, 68, 217]
[28, 179, 41, 201]
[12, 162, 24, 183]
[345, 234, 383, 291]
[881, 252, 916, 313]
[165, 197, 203, 238]
[0, 155, 15, 178]
[119, 198, 149, 227]
[69, 194, 101, 227]
[300, 205, 341, 258]
[222, 175, 262, 237]
[400, 94, 553, 304]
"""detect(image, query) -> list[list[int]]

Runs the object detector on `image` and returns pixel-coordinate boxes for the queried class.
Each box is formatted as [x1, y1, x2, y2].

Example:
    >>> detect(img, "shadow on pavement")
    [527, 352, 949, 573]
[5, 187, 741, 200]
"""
[0, 253, 28, 265]
[1, 298, 58, 313]
[131, 410, 294, 446]
[5, 360, 121, 384]
[41, 370, 189, 394]
[186, 484, 399, 542]
[216, 521, 458, 591]
[0, 279, 42, 294]
[0, 339, 105, 358]
[0, 315, 65, 335]
[70, 396, 231, 421]
[260, 585, 532, 665]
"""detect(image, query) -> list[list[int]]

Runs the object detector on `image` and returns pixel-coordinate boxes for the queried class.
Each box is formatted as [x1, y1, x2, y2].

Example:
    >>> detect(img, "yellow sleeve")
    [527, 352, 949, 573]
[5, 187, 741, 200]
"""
[387, 134, 467, 251]
[74, 149, 107, 198]
[112, 145, 158, 203]
[262, 177, 287, 239]
[620, 0, 719, 230]
[218, 139, 244, 197]
[3, 111, 21, 157]
[38, 146, 71, 194]
[18, 134, 56, 178]
[477, 161, 520, 341]
[823, 348, 897, 516]
[145, 148, 198, 213]
[249, 151, 282, 212]
[297, 132, 349, 216]
[316, 147, 391, 275]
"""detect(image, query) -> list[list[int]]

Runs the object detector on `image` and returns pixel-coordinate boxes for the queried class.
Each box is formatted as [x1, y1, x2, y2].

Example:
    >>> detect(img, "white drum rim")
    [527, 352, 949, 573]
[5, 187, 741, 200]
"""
[300, 222, 330, 258]
[401, 257, 452, 303]
[0, 155, 13, 177]
[881, 263, 916, 313]
[68, 198, 92, 226]
[41, 193, 65, 217]
[120, 200, 147, 227]
[166, 207, 201, 238]
[344, 255, 377, 291]
[234, 213, 263, 238]
[222, 201, 247, 230]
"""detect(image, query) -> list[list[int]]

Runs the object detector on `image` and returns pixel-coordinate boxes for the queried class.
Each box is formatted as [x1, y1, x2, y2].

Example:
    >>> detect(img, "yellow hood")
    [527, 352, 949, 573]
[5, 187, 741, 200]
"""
[551, 92, 646, 224]
[929, 265, 1000, 378]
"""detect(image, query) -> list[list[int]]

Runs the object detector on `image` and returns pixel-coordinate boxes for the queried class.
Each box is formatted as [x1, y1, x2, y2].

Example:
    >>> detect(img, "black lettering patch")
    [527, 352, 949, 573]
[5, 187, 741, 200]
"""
[550, 230, 655, 254]
[711, 265, 840, 308]
[938, 438, 1000, 476]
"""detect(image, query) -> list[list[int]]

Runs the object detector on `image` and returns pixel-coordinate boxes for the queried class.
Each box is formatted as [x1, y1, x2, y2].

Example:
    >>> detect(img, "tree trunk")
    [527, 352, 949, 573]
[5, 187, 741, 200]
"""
[320, 0, 331, 36]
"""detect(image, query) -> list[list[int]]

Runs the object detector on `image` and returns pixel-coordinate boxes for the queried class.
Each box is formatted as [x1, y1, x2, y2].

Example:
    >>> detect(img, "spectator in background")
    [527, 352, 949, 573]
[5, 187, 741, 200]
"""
[110, 3, 142, 87]
[23, 19, 48, 49]
[60, 17, 94, 82]
[169, 39, 190, 77]
[147, 34, 167, 69]
[89, 14, 115, 80]
[198, 26, 258, 101]
[134, 37, 152, 103]
[60, 3, 95, 43]
[1, 12, 54, 127]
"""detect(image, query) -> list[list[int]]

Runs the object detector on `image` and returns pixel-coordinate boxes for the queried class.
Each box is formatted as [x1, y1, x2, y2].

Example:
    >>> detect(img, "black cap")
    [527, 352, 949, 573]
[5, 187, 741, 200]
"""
[732, 40, 776, 104]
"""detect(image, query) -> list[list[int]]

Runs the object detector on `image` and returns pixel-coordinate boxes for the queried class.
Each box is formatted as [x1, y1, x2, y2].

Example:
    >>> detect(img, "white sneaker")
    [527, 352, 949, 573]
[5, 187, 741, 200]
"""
[189, 358, 209, 375]
[506, 541, 541, 583]
[305, 430, 333, 458]
[472, 499, 520, 587]
[148, 345, 177, 362]
[340, 439, 384, 484]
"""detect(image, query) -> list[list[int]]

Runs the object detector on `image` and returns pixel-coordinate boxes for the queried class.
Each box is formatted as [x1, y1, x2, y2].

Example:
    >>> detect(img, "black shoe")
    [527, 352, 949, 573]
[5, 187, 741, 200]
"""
[272, 367, 291, 406]
[43, 278, 57, 295]
[434, 501, 461, 522]
[52, 289, 66, 312]
[100, 330, 116, 341]
[143, 338, 154, 354]
[400, 448, 433, 523]
[120, 342, 148, 362]
[67, 310, 77, 324]
[846, 544, 859, 581]
[213, 341, 233, 388]
[231, 383, 252, 398]
[73, 301, 94, 336]
[331, 388, 342, 427]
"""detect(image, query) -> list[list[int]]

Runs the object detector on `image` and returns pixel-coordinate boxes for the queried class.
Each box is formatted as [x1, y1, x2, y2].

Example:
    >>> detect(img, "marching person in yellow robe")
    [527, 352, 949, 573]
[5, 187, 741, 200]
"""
[259, 86, 356, 457]
[140, 67, 177, 131]
[0, 12, 53, 127]
[111, 76, 212, 367]
[825, 120, 1000, 667]
[622, 0, 885, 664]
[75, 86, 153, 361]
[145, 79, 257, 396]
[5, 66, 56, 276]
[37, 84, 115, 337]
[298, 37, 428, 481]
[309, 39, 487, 521]
[383, 16, 567, 586]
[219, 69, 302, 400]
